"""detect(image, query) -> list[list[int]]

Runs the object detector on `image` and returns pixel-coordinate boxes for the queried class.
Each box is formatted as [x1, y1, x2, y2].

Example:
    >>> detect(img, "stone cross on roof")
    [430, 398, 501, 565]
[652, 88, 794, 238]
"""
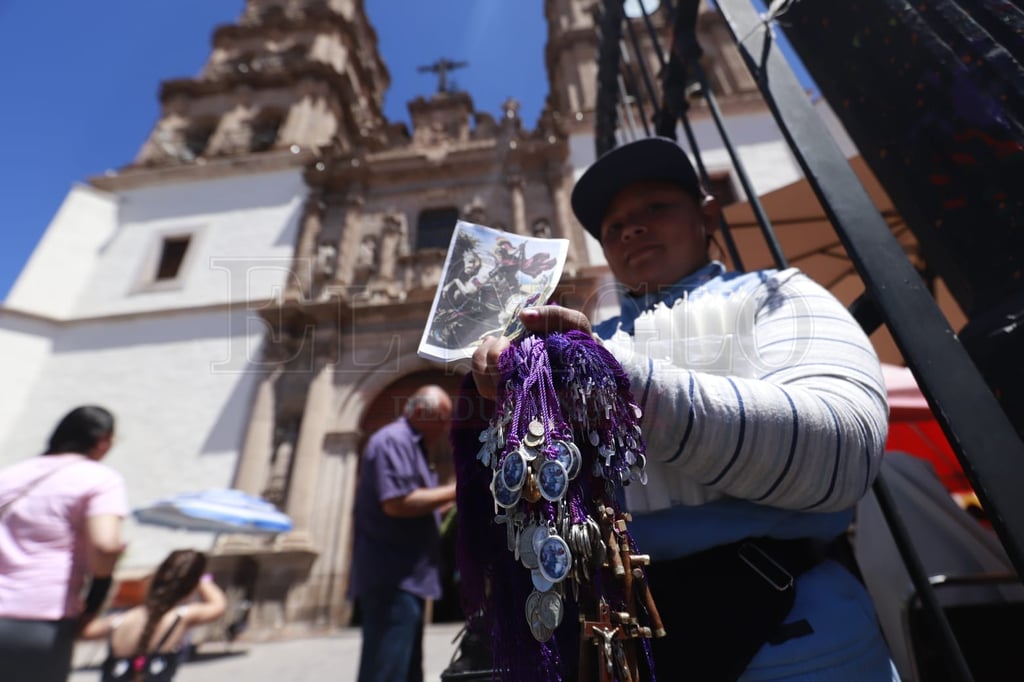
[417, 57, 468, 94]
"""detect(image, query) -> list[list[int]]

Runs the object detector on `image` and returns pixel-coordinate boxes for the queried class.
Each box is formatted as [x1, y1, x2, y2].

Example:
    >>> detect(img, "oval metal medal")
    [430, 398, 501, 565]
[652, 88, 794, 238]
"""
[526, 589, 553, 642]
[550, 440, 572, 472]
[537, 459, 568, 502]
[491, 471, 521, 509]
[524, 589, 542, 625]
[519, 443, 539, 462]
[531, 568, 554, 593]
[564, 441, 582, 479]
[550, 440, 582, 480]
[501, 449, 527, 491]
[537, 534, 572, 584]
[538, 590, 564, 629]
[518, 522, 539, 569]
[532, 524, 553, 555]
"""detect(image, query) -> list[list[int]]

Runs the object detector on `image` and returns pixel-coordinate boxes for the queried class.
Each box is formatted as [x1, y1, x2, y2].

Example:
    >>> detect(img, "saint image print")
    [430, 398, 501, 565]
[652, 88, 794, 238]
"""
[418, 221, 569, 364]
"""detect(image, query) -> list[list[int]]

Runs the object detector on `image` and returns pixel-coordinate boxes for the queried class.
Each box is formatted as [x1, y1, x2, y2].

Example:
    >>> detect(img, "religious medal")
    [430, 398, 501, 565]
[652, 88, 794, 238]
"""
[463, 330, 658, 681]
[519, 443, 539, 462]
[531, 568, 554, 593]
[532, 524, 553, 555]
[518, 521, 539, 569]
[538, 590, 564, 630]
[525, 589, 554, 643]
[537, 459, 569, 502]
[537, 534, 572, 584]
[491, 470, 521, 509]
[549, 439, 580, 480]
[501, 449, 527, 491]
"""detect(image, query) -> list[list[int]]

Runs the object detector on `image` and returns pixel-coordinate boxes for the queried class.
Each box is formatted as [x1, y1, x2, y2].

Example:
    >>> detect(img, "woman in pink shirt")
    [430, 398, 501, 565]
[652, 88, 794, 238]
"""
[0, 405, 128, 682]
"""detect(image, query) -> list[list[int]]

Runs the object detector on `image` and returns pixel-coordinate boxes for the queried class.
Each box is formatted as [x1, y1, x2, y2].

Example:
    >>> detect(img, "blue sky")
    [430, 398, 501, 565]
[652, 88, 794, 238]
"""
[0, 1, 550, 301]
[0, 2, 813, 303]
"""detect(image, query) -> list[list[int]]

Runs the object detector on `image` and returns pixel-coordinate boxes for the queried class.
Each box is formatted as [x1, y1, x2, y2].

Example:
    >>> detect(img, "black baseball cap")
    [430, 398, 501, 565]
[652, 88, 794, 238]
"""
[571, 136, 702, 241]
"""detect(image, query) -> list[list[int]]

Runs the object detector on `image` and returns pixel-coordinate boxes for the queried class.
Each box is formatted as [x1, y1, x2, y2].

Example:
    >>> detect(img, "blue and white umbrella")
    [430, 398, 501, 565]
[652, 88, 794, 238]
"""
[134, 489, 293, 535]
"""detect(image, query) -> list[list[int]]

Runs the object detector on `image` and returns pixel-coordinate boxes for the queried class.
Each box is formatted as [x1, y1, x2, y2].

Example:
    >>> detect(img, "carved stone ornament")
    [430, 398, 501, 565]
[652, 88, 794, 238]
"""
[463, 197, 487, 224]
[314, 242, 338, 278]
[532, 218, 553, 238]
[355, 235, 379, 277]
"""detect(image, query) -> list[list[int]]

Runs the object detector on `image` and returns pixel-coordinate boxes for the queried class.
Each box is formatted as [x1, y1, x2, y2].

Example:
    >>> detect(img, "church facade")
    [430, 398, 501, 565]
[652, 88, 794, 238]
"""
[0, 0, 817, 638]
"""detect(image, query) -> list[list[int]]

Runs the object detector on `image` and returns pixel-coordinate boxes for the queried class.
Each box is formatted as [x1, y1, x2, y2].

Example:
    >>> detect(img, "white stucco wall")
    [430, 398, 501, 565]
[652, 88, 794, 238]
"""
[73, 169, 307, 318]
[5, 184, 118, 318]
[0, 311, 58, 446]
[0, 167, 307, 570]
[0, 306, 267, 571]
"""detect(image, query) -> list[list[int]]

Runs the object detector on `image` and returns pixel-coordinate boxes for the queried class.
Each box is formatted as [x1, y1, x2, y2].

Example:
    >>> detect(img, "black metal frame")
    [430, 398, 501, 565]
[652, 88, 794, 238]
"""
[710, 0, 1024, 576]
[593, 1, 1024, 680]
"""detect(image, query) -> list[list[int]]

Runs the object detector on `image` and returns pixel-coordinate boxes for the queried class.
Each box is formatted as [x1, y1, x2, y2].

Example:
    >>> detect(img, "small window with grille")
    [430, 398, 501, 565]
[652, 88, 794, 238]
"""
[183, 121, 217, 160]
[251, 111, 284, 152]
[155, 236, 191, 281]
[417, 207, 459, 250]
[132, 229, 203, 294]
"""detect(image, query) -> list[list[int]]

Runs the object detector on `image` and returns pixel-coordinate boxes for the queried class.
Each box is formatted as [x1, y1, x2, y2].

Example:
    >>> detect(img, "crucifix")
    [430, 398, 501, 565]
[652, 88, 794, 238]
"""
[417, 57, 468, 94]
[577, 506, 666, 682]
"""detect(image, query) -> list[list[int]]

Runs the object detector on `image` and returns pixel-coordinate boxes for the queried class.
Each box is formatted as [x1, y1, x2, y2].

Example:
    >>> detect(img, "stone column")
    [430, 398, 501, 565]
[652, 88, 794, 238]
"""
[548, 167, 588, 266]
[330, 438, 360, 626]
[508, 174, 527, 235]
[216, 362, 287, 555]
[378, 213, 405, 282]
[366, 212, 407, 299]
[279, 339, 336, 550]
[289, 195, 325, 301]
[334, 190, 366, 287]
[232, 367, 280, 495]
[306, 430, 362, 628]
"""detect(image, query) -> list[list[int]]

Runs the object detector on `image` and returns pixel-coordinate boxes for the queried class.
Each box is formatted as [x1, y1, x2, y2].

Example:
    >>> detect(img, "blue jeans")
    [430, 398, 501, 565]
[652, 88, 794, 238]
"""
[356, 588, 425, 682]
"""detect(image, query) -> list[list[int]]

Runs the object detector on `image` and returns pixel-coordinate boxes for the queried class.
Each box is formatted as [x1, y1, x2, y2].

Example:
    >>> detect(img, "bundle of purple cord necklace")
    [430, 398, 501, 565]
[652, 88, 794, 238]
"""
[467, 328, 660, 681]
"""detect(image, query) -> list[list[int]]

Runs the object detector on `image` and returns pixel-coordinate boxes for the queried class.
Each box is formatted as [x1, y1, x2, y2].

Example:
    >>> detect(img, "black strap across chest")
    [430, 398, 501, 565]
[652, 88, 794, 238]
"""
[150, 613, 183, 652]
[102, 613, 184, 682]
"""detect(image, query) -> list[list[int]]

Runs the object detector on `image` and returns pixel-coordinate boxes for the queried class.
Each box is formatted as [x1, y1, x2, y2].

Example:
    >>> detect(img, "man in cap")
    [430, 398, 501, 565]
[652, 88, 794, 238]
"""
[471, 137, 895, 680]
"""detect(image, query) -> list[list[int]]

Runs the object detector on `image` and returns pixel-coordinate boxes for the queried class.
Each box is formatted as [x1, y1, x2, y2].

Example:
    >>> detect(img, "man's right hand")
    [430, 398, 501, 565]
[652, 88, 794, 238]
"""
[471, 306, 594, 401]
[471, 335, 510, 402]
[518, 305, 593, 336]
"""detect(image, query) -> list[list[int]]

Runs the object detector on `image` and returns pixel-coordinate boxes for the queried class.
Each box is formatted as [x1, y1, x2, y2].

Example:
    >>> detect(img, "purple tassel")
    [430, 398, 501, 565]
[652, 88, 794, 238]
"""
[451, 332, 654, 681]
[451, 373, 499, 626]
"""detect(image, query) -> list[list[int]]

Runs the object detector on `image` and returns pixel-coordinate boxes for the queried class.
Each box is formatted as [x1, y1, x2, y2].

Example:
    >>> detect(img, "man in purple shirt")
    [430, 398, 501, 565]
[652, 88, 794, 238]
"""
[349, 385, 457, 682]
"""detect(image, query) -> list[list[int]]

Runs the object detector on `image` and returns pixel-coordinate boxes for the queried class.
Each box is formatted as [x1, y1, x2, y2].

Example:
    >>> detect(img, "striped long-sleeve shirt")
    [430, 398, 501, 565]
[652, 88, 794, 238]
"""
[595, 262, 889, 517]
[594, 261, 896, 680]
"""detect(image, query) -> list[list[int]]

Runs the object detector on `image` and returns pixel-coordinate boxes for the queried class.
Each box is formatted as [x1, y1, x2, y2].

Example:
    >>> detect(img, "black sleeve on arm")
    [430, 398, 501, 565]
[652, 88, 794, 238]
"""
[82, 576, 113, 615]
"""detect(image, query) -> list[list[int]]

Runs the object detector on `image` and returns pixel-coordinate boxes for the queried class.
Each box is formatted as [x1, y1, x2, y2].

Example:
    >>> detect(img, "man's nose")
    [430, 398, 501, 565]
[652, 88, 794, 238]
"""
[620, 222, 647, 241]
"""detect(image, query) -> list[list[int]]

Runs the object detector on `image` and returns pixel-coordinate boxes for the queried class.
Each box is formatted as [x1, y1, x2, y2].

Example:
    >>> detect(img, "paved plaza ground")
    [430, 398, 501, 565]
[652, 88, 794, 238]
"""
[70, 622, 466, 682]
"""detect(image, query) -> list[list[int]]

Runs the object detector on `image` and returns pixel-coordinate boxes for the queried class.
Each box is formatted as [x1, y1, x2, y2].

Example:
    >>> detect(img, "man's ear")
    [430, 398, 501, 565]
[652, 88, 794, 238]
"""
[699, 194, 721, 239]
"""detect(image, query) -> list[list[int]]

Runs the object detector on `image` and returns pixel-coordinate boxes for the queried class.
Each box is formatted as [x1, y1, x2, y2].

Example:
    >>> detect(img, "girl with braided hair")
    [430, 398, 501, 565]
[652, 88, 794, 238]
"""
[81, 549, 226, 682]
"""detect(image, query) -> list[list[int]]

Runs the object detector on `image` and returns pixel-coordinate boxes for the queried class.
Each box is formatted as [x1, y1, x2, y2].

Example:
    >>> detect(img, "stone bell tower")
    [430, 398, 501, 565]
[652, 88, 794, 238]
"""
[543, 0, 762, 141]
[133, 0, 390, 169]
